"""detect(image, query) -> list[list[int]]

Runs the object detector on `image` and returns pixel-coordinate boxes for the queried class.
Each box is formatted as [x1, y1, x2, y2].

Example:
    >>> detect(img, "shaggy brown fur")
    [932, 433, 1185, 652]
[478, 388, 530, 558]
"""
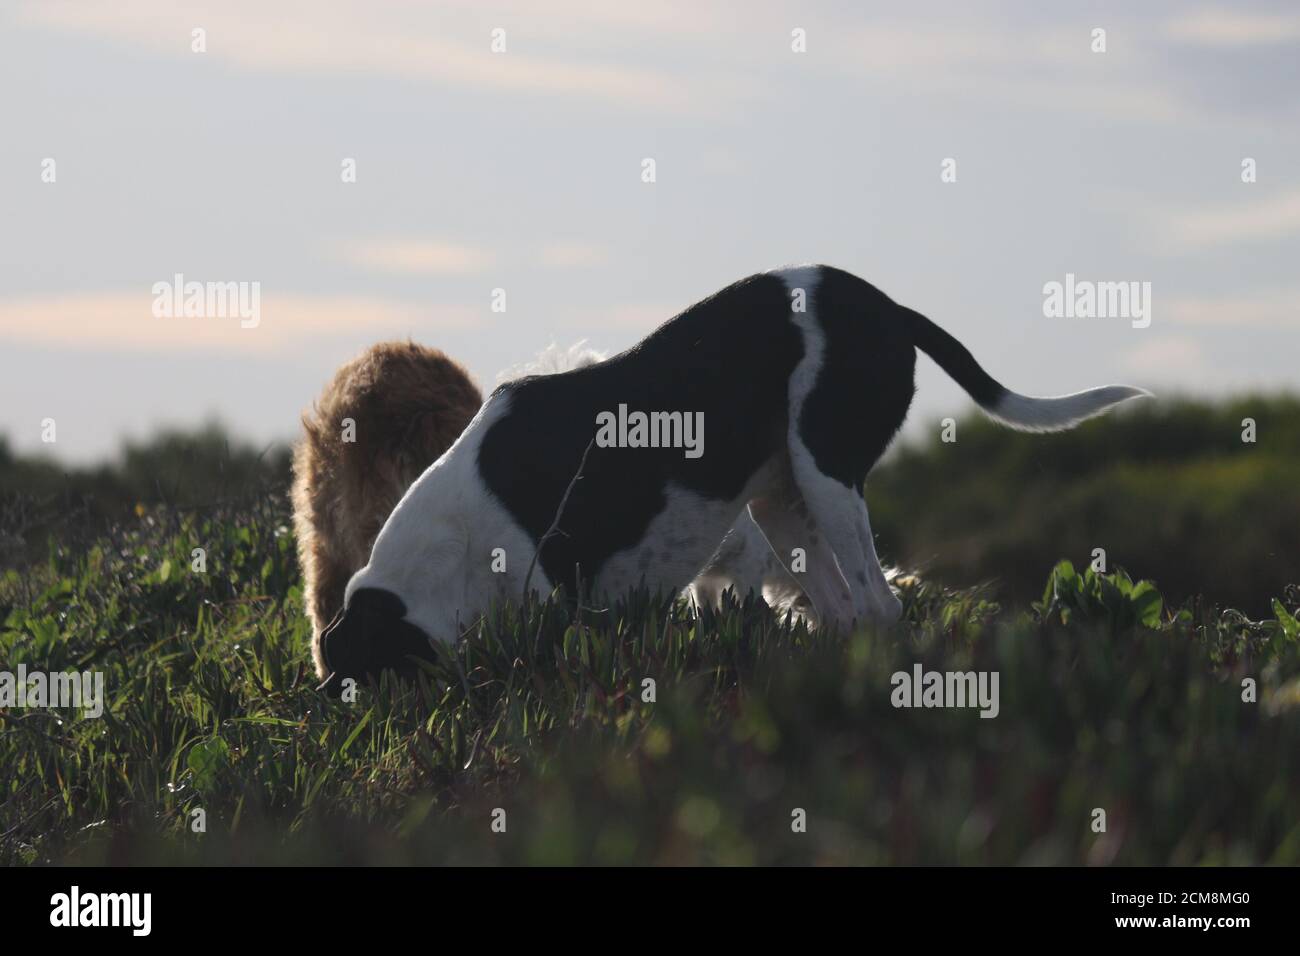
[291, 341, 483, 677]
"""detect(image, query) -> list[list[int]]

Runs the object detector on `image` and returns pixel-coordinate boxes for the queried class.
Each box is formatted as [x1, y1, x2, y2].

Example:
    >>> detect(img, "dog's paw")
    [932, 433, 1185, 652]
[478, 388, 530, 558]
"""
[872, 591, 904, 625]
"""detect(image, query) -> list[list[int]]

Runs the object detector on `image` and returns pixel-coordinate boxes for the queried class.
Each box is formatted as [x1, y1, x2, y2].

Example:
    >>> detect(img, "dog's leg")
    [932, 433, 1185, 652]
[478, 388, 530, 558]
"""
[852, 494, 903, 623]
[783, 457, 873, 625]
[788, 469, 901, 628]
[746, 496, 855, 630]
[780, 267, 910, 630]
[690, 518, 766, 610]
[689, 534, 740, 611]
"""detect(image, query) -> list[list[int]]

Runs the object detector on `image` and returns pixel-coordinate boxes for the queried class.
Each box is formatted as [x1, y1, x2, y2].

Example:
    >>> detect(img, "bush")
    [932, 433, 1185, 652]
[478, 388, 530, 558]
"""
[869, 394, 1300, 616]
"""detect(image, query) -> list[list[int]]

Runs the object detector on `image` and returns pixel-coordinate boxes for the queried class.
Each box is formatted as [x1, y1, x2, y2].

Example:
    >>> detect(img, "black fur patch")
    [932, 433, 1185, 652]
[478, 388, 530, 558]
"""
[477, 273, 803, 596]
[796, 267, 917, 490]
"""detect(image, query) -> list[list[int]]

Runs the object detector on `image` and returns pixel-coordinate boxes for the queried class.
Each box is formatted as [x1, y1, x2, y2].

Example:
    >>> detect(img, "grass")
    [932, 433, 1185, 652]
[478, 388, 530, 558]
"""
[2, 493, 1299, 865]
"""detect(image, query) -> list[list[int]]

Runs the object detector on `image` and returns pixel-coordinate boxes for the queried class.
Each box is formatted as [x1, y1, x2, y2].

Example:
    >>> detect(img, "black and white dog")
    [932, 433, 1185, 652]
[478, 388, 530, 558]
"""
[319, 265, 1148, 693]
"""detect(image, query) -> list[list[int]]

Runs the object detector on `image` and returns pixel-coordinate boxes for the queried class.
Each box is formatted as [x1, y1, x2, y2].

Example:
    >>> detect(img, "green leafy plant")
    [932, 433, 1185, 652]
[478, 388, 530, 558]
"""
[1034, 560, 1164, 632]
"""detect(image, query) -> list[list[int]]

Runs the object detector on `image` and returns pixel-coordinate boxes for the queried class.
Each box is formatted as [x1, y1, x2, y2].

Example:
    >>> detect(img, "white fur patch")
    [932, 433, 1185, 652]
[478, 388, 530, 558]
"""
[496, 341, 606, 383]
[346, 393, 549, 642]
[988, 385, 1153, 432]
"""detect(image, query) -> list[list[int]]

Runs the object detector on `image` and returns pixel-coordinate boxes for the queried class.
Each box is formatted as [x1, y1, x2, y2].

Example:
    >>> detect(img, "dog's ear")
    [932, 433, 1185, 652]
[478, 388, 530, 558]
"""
[318, 588, 437, 697]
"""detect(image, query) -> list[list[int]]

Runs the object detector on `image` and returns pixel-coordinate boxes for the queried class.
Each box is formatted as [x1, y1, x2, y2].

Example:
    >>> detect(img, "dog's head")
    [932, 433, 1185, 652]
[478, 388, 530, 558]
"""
[316, 444, 475, 697]
[318, 586, 438, 697]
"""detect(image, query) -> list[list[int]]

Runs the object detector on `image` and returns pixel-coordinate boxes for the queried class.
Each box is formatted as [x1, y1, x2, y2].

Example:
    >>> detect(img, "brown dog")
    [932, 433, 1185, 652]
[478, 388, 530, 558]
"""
[290, 342, 482, 677]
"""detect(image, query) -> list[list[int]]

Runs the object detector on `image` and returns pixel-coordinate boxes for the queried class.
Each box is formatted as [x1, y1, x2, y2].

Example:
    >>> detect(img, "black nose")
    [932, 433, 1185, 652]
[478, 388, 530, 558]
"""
[318, 588, 437, 697]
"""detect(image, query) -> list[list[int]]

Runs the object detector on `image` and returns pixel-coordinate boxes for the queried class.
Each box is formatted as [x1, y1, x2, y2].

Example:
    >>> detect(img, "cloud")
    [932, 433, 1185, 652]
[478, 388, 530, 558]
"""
[12, 0, 1207, 123]
[1160, 190, 1300, 248]
[605, 302, 679, 331]
[16, 0, 1275, 127]
[333, 237, 607, 274]
[1117, 335, 1212, 377]
[330, 238, 495, 275]
[13, 0, 722, 112]
[821, 19, 1190, 123]
[1165, 292, 1299, 327]
[0, 292, 479, 353]
[538, 241, 608, 268]
[1166, 9, 1300, 46]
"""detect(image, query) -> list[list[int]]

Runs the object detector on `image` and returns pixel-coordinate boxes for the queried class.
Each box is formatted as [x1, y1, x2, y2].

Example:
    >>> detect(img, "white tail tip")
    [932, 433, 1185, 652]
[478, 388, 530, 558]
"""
[986, 385, 1153, 433]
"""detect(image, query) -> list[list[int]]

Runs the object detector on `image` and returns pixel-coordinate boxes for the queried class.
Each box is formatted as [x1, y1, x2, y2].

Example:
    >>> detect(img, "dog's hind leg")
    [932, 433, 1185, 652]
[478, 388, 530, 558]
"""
[688, 523, 753, 610]
[689, 508, 810, 616]
[851, 495, 903, 622]
[781, 267, 911, 630]
[746, 495, 856, 631]
[786, 460, 903, 628]
[780, 457, 873, 629]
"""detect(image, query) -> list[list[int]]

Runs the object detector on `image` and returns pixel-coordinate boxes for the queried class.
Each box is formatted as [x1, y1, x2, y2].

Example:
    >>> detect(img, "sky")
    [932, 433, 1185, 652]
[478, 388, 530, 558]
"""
[1, 0, 1297, 463]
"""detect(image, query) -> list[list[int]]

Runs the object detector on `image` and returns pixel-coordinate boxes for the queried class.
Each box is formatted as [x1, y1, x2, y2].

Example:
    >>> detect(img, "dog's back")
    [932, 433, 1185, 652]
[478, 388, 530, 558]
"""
[478, 273, 803, 595]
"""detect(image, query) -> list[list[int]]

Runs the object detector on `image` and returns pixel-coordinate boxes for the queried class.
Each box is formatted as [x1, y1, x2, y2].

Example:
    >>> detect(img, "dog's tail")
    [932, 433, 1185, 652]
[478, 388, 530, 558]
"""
[902, 305, 1151, 432]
